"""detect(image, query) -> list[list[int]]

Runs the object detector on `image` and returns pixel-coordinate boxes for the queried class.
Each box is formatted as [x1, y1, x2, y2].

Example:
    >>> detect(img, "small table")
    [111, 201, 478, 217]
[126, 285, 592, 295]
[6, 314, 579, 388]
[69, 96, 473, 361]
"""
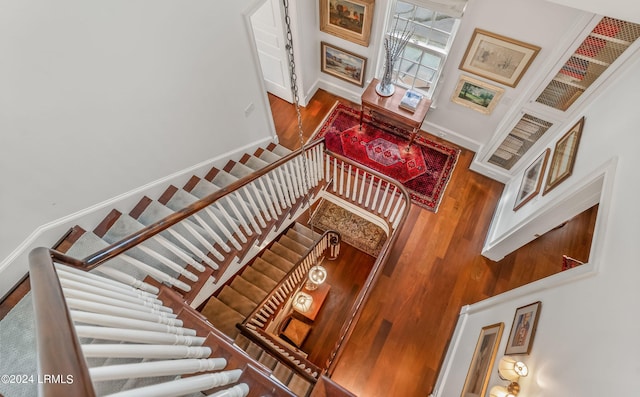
[360, 78, 431, 150]
[292, 283, 330, 322]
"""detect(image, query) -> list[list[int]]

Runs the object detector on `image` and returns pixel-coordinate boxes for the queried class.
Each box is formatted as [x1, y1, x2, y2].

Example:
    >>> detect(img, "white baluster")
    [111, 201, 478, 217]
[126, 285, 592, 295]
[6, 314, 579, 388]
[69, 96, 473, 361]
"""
[214, 203, 248, 244]
[153, 235, 207, 272]
[233, 191, 262, 233]
[365, 175, 374, 207]
[378, 183, 391, 213]
[137, 245, 198, 282]
[66, 299, 181, 326]
[352, 168, 359, 201]
[60, 278, 163, 307]
[389, 195, 404, 224]
[276, 167, 294, 207]
[105, 369, 242, 397]
[392, 201, 407, 229]
[285, 161, 300, 198]
[71, 311, 195, 336]
[239, 187, 266, 229]
[75, 326, 205, 346]
[202, 207, 242, 250]
[293, 156, 305, 195]
[371, 178, 383, 210]
[206, 383, 249, 397]
[358, 171, 368, 204]
[94, 266, 159, 294]
[82, 344, 211, 359]
[332, 157, 338, 192]
[325, 152, 331, 183]
[384, 186, 398, 218]
[189, 213, 231, 254]
[90, 358, 227, 381]
[119, 254, 191, 292]
[345, 164, 352, 198]
[257, 178, 278, 219]
[264, 171, 285, 214]
[338, 161, 345, 196]
[223, 195, 253, 235]
[55, 265, 158, 299]
[247, 183, 269, 225]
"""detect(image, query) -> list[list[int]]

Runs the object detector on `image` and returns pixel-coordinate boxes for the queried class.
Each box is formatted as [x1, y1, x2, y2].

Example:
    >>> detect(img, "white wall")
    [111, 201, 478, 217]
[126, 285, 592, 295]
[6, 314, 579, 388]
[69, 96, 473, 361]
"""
[0, 0, 275, 293]
[434, 48, 640, 397]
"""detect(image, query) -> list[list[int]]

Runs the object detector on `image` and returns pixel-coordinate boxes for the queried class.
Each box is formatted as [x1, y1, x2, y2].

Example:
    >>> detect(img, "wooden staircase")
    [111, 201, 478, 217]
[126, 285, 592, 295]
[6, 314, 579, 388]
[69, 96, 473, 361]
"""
[199, 222, 320, 396]
[21, 131, 410, 397]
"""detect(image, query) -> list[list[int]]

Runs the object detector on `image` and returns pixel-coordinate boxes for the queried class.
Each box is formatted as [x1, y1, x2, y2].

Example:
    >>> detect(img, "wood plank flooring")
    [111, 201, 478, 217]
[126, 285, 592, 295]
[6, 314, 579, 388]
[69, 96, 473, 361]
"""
[269, 90, 597, 396]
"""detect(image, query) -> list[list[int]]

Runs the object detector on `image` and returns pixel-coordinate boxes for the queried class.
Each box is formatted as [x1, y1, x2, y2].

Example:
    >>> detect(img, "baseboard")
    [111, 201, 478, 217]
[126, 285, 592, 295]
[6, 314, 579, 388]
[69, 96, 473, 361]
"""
[0, 136, 276, 298]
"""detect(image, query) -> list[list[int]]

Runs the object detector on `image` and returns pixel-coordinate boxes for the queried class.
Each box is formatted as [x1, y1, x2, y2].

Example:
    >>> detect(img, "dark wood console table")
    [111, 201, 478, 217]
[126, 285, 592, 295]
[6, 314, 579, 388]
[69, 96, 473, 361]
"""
[360, 78, 431, 149]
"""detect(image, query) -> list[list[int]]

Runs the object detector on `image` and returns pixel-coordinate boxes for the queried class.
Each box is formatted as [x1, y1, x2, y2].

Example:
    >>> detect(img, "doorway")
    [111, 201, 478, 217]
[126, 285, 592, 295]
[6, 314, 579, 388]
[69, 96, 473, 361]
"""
[249, 0, 292, 103]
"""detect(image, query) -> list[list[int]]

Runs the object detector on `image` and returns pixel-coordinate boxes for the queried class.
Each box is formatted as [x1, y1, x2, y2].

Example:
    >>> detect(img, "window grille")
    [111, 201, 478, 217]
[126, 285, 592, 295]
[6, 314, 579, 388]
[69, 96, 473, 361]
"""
[387, 1, 460, 98]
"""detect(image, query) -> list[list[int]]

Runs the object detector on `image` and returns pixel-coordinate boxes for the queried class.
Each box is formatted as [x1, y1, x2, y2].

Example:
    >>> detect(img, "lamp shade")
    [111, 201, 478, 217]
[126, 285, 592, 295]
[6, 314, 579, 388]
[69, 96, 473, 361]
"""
[489, 385, 515, 397]
[308, 265, 327, 285]
[498, 356, 528, 381]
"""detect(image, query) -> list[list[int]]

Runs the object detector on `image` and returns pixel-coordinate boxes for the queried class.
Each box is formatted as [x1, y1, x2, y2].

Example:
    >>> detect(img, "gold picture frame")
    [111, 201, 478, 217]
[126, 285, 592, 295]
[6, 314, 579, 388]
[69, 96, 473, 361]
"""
[513, 149, 550, 211]
[319, 0, 375, 47]
[505, 301, 542, 355]
[543, 117, 585, 195]
[461, 322, 504, 397]
[320, 41, 367, 86]
[451, 75, 504, 115]
[460, 28, 540, 87]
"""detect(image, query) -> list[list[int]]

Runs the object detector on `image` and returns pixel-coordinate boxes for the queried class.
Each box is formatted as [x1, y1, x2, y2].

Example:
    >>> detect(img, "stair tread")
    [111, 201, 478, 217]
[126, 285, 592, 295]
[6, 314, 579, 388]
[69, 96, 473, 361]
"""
[293, 222, 319, 240]
[251, 257, 286, 282]
[287, 373, 313, 397]
[258, 352, 277, 370]
[260, 250, 296, 273]
[285, 228, 314, 248]
[272, 362, 294, 385]
[244, 155, 270, 171]
[270, 144, 292, 157]
[212, 170, 239, 188]
[229, 162, 255, 179]
[230, 276, 269, 303]
[241, 267, 278, 293]
[270, 242, 302, 264]
[200, 297, 245, 339]
[258, 150, 282, 164]
[278, 235, 308, 256]
[217, 286, 257, 317]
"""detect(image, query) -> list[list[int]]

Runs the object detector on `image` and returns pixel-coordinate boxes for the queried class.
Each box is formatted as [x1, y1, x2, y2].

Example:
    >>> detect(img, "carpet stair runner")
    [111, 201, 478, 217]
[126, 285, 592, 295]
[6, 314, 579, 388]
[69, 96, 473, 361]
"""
[0, 141, 330, 397]
[200, 222, 318, 396]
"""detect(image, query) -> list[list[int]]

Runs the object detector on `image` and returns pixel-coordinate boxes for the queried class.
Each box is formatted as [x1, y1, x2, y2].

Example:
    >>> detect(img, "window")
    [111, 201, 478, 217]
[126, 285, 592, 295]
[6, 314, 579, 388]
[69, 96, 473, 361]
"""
[386, 1, 461, 98]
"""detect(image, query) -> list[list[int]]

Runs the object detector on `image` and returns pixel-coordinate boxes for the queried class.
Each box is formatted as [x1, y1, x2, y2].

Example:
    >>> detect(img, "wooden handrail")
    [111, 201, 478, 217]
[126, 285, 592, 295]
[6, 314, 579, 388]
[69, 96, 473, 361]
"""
[79, 139, 327, 270]
[29, 247, 96, 397]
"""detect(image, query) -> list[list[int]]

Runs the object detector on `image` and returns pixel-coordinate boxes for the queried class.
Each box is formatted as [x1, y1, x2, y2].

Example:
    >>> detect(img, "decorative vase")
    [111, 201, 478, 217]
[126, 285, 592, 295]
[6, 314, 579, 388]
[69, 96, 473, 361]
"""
[376, 52, 395, 97]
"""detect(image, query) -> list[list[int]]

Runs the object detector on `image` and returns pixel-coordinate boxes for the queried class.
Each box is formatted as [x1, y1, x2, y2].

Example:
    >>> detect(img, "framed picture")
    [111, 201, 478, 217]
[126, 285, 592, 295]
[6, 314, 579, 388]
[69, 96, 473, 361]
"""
[513, 149, 550, 210]
[320, 0, 374, 47]
[543, 117, 585, 195]
[505, 302, 541, 355]
[461, 323, 504, 397]
[451, 75, 504, 115]
[459, 28, 540, 87]
[321, 41, 367, 86]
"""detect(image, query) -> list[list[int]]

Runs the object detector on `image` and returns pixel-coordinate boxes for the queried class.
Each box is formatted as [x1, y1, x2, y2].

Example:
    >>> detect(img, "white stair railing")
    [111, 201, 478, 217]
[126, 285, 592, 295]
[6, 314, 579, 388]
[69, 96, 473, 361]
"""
[44, 262, 256, 396]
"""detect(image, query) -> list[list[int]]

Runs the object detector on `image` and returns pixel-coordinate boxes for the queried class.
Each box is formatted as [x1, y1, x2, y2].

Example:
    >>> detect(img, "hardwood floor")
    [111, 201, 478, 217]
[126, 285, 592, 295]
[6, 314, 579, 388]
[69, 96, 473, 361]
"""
[269, 90, 597, 396]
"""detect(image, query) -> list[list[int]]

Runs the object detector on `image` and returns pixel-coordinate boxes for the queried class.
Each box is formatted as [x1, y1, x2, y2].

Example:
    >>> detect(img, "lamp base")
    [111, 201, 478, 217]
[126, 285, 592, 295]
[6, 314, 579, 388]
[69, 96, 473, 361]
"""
[375, 82, 395, 97]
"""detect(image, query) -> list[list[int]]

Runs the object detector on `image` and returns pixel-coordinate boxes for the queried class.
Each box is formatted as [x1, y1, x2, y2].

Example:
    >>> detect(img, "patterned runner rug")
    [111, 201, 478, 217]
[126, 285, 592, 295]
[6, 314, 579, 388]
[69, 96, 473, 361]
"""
[313, 102, 460, 212]
[311, 200, 387, 257]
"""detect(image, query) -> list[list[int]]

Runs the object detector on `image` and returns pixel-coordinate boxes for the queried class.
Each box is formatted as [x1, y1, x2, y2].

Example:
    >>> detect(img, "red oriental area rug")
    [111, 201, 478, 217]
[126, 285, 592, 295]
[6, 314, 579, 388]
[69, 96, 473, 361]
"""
[313, 103, 460, 212]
